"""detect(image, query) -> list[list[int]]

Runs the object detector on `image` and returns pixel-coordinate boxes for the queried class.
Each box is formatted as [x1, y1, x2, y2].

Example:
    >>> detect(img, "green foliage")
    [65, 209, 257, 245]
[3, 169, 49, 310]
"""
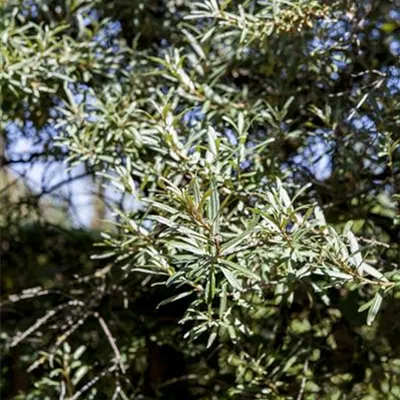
[1, 0, 400, 399]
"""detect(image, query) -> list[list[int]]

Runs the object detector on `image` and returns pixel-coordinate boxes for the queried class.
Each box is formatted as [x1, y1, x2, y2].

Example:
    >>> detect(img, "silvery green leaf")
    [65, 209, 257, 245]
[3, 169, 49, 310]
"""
[170, 241, 208, 256]
[220, 267, 243, 291]
[220, 216, 259, 255]
[157, 291, 193, 309]
[343, 220, 354, 235]
[358, 298, 374, 313]
[314, 206, 326, 225]
[218, 259, 260, 281]
[131, 268, 168, 276]
[146, 200, 179, 215]
[207, 331, 217, 348]
[367, 291, 383, 326]
[190, 177, 202, 205]
[208, 178, 220, 234]
[347, 231, 363, 270]
[182, 28, 206, 60]
[277, 180, 291, 209]
[314, 269, 353, 281]
[206, 127, 218, 163]
[219, 282, 228, 318]
[206, 268, 216, 302]
[361, 262, 388, 282]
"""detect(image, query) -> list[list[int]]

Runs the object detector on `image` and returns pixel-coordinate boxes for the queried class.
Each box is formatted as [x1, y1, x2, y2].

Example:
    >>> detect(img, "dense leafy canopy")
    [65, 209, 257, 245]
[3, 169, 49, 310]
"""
[1, 0, 400, 399]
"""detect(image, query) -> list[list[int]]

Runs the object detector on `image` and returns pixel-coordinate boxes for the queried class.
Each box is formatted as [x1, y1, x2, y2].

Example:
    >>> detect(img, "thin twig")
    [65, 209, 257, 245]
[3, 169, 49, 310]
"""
[70, 365, 117, 400]
[111, 385, 121, 400]
[95, 313, 126, 374]
[11, 300, 83, 347]
[296, 358, 309, 400]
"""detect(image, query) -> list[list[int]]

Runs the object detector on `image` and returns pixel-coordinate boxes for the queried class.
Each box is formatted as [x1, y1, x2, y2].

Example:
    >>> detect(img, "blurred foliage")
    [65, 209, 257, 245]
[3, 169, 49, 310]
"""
[1, 0, 400, 399]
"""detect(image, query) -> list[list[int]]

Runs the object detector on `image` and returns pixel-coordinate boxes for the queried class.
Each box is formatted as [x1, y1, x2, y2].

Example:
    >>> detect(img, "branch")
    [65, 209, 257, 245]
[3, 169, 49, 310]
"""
[95, 313, 126, 374]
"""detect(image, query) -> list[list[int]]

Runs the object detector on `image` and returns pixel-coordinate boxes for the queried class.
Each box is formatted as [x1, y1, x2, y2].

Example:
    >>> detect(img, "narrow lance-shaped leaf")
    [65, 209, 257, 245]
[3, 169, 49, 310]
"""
[361, 262, 389, 282]
[190, 177, 202, 206]
[314, 206, 326, 226]
[208, 178, 220, 235]
[157, 291, 193, 309]
[347, 231, 363, 270]
[206, 126, 218, 164]
[219, 282, 228, 319]
[170, 241, 208, 256]
[206, 267, 216, 303]
[220, 215, 259, 255]
[220, 267, 243, 291]
[218, 259, 260, 281]
[367, 291, 383, 326]
[207, 330, 217, 349]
